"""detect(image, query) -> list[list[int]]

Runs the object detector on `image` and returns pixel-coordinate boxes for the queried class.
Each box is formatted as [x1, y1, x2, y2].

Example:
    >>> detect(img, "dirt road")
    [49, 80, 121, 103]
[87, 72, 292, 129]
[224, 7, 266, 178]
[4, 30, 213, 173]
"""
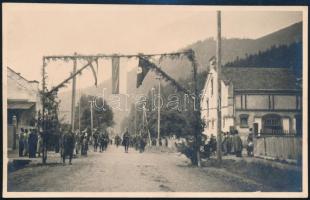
[7, 145, 268, 192]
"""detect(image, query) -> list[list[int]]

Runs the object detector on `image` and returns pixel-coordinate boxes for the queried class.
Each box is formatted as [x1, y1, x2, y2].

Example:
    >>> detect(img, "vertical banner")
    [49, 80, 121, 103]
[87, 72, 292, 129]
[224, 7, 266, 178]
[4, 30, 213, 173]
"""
[136, 57, 150, 88]
[112, 56, 120, 94]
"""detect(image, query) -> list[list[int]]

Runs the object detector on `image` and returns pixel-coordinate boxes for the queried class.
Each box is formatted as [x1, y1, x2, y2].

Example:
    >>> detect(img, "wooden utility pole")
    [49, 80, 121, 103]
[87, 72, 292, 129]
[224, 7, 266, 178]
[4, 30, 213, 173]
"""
[134, 106, 137, 136]
[71, 52, 77, 131]
[42, 58, 47, 164]
[216, 10, 223, 163]
[78, 90, 81, 132]
[156, 77, 161, 146]
[191, 52, 201, 167]
[90, 101, 93, 136]
[142, 105, 152, 146]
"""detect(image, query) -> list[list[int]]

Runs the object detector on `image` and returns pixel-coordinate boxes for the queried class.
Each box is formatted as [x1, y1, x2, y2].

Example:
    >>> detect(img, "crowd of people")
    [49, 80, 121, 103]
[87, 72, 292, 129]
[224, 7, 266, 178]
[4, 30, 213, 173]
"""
[57, 126, 111, 165]
[200, 128, 254, 159]
[17, 124, 256, 166]
[18, 128, 43, 158]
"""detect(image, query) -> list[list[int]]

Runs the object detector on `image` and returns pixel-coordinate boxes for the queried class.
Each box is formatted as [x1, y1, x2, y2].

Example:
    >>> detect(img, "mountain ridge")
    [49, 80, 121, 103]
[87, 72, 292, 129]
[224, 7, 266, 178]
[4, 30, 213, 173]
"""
[58, 21, 302, 132]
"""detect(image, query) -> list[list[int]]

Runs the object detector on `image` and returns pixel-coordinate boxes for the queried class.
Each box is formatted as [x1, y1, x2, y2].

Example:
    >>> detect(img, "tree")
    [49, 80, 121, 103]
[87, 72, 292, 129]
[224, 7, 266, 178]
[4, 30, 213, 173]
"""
[74, 94, 114, 131]
[224, 41, 302, 78]
[121, 69, 208, 165]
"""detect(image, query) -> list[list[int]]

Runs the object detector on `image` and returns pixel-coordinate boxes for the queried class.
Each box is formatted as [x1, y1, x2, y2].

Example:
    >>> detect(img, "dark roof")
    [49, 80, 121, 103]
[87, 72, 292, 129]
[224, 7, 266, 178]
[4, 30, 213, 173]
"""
[221, 67, 298, 90]
[7, 67, 39, 83]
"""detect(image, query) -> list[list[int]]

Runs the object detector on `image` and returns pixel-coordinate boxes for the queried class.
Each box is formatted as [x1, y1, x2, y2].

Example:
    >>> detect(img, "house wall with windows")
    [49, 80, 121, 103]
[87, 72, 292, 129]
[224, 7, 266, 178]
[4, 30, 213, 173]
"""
[201, 66, 302, 143]
[201, 66, 235, 140]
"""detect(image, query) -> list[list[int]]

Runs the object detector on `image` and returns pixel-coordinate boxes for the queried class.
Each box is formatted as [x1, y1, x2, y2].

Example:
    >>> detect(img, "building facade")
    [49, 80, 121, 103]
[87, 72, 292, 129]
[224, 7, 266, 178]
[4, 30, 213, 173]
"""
[200, 65, 302, 142]
[7, 67, 42, 149]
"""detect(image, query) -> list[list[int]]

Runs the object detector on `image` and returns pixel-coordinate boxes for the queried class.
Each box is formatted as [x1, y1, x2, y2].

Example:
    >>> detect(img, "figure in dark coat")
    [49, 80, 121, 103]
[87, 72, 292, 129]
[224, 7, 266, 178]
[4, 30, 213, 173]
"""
[103, 132, 109, 151]
[232, 130, 243, 157]
[93, 130, 99, 152]
[62, 130, 75, 164]
[139, 136, 147, 153]
[23, 129, 29, 156]
[209, 134, 217, 156]
[28, 129, 38, 158]
[122, 129, 130, 153]
[226, 132, 233, 154]
[114, 135, 121, 147]
[19, 128, 25, 157]
[164, 137, 168, 147]
[247, 128, 254, 157]
[99, 131, 105, 152]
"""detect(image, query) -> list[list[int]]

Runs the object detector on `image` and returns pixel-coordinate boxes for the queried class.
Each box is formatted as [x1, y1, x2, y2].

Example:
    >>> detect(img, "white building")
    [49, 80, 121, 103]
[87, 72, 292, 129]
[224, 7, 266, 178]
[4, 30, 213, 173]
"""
[200, 64, 302, 142]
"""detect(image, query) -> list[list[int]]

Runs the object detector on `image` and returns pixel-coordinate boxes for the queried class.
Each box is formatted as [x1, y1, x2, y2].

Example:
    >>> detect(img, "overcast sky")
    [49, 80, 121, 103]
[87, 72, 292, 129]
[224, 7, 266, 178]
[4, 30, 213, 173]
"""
[3, 4, 303, 91]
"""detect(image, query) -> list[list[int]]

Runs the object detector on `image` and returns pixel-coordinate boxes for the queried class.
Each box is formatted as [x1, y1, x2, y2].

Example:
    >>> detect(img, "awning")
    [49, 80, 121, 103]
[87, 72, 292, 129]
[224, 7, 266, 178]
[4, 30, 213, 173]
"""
[8, 101, 35, 109]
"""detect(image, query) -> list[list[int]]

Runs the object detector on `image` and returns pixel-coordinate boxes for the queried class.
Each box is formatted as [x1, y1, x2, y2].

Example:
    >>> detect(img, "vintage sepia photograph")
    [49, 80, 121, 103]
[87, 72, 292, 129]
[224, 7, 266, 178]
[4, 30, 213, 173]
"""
[2, 3, 308, 198]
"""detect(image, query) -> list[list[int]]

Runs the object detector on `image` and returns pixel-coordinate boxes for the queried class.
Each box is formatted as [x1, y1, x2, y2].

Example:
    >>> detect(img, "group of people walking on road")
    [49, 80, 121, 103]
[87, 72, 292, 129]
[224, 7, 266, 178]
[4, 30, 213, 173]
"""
[92, 128, 110, 152]
[120, 128, 153, 153]
[18, 128, 43, 158]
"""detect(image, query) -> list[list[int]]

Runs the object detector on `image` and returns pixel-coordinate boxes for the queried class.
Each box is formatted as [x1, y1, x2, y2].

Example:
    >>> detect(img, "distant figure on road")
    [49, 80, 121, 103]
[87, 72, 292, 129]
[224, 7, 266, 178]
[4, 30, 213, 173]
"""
[159, 137, 162, 146]
[164, 137, 168, 147]
[74, 130, 81, 155]
[151, 138, 156, 146]
[62, 129, 75, 165]
[81, 134, 88, 156]
[103, 132, 109, 151]
[114, 135, 121, 148]
[99, 131, 105, 152]
[93, 129, 99, 152]
[122, 129, 130, 153]
[139, 135, 147, 153]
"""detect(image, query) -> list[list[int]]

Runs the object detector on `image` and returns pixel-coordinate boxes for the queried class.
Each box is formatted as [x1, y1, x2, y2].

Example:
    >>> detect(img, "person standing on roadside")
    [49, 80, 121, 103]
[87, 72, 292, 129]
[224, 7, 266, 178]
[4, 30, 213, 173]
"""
[232, 130, 243, 157]
[247, 128, 254, 157]
[62, 128, 75, 165]
[23, 129, 29, 156]
[18, 128, 25, 157]
[37, 131, 43, 157]
[122, 128, 130, 153]
[28, 129, 37, 158]
[99, 130, 105, 152]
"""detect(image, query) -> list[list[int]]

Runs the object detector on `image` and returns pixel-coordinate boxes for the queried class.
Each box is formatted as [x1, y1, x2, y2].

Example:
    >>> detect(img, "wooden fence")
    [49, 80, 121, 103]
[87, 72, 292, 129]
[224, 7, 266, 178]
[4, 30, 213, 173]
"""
[254, 135, 302, 161]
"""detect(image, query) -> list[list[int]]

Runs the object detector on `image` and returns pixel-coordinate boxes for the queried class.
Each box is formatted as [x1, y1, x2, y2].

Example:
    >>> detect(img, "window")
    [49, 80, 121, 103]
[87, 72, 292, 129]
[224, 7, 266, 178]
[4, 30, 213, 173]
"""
[240, 114, 249, 128]
[262, 114, 282, 134]
[212, 119, 214, 129]
[210, 78, 214, 96]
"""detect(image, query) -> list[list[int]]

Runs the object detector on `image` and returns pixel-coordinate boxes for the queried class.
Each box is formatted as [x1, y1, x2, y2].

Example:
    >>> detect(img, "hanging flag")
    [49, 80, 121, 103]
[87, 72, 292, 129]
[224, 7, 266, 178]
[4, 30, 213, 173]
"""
[136, 57, 151, 88]
[112, 56, 120, 94]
